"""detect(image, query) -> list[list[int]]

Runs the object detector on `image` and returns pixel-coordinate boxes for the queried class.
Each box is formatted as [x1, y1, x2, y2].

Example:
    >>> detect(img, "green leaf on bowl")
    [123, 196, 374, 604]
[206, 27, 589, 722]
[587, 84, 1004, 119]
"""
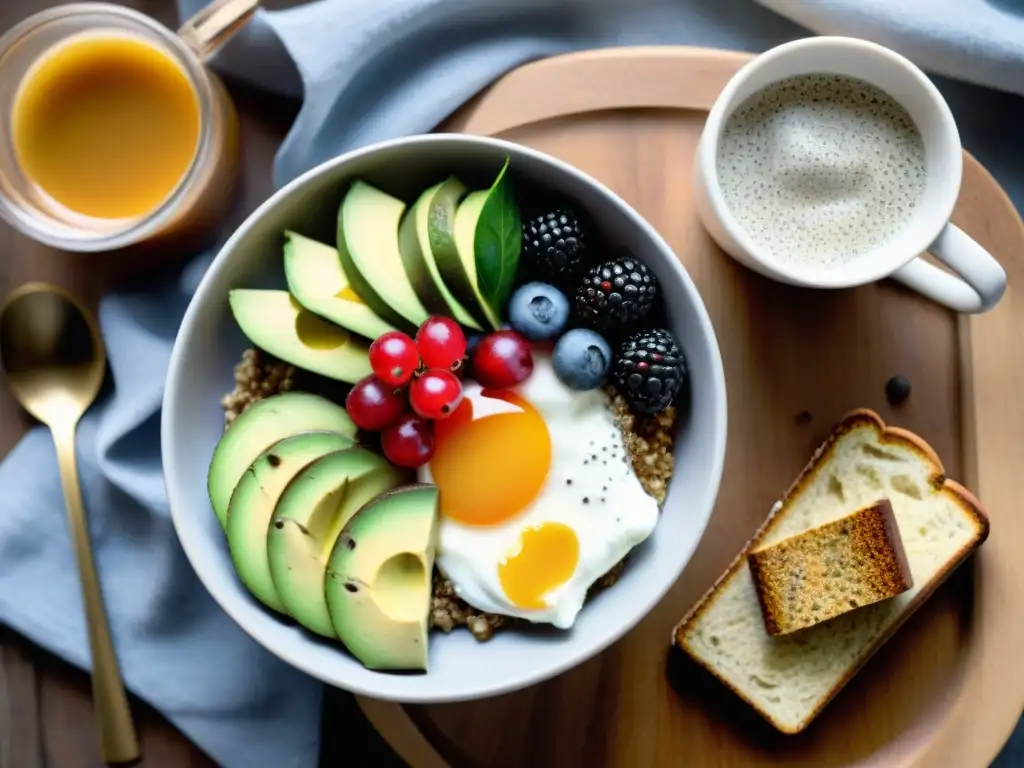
[474, 157, 521, 314]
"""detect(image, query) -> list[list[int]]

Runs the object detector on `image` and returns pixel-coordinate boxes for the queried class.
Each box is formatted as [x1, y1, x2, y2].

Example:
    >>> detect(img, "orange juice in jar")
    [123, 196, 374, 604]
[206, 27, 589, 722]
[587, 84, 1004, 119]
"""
[0, 1, 256, 252]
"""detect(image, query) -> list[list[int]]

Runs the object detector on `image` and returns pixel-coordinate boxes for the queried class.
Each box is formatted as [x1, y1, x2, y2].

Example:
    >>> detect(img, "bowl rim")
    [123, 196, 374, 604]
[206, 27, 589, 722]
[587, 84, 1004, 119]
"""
[162, 132, 728, 703]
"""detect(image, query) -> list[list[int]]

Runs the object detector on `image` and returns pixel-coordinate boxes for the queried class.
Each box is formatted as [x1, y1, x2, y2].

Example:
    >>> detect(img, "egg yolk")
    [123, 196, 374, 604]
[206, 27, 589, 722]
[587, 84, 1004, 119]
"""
[498, 522, 580, 609]
[430, 390, 551, 526]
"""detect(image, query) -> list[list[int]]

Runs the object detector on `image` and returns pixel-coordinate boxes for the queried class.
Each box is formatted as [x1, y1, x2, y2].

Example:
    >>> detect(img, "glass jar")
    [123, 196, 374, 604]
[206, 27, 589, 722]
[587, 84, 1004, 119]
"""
[0, 1, 256, 252]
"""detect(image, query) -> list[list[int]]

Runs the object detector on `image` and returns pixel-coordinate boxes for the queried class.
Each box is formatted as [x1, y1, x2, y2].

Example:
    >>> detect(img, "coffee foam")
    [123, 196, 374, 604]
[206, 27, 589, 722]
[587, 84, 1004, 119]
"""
[717, 74, 926, 272]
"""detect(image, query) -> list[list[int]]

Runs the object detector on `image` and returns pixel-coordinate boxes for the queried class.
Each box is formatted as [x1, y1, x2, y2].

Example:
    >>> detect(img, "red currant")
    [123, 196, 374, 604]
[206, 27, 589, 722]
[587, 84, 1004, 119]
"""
[415, 316, 467, 370]
[470, 330, 534, 389]
[381, 413, 435, 468]
[369, 331, 420, 386]
[345, 375, 407, 431]
[409, 369, 463, 419]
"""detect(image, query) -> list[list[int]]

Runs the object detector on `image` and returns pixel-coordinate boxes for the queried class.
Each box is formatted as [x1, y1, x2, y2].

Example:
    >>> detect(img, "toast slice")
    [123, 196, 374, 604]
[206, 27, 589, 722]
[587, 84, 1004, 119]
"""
[673, 409, 989, 734]
[747, 498, 914, 636]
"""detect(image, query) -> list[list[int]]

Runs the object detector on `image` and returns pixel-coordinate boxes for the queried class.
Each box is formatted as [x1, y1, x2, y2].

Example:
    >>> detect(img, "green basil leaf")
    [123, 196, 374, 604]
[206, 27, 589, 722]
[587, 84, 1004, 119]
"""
[474, 157, 521, 313]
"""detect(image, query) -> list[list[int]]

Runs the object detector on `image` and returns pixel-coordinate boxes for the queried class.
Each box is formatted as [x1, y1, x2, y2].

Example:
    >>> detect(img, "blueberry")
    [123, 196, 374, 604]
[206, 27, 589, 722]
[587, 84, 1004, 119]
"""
[508, 282, 569, 341]
[553, 329, 612, 390]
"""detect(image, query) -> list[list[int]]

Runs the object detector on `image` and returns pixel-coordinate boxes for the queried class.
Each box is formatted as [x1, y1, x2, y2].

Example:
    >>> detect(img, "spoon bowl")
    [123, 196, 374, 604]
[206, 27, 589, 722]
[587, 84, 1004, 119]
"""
[0, 282, 139, 764]
[0, 283, 105, 426]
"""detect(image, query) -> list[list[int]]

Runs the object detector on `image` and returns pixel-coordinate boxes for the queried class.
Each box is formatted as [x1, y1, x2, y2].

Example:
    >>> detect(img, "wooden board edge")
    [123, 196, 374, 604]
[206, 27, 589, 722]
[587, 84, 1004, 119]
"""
[441, 45, 753, 137]
[909, 153, 1024, 768]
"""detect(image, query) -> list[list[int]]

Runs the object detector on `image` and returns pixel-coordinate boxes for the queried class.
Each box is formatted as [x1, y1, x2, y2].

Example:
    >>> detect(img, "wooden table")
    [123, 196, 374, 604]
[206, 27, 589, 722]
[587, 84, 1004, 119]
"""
[0, 0, 402, 764]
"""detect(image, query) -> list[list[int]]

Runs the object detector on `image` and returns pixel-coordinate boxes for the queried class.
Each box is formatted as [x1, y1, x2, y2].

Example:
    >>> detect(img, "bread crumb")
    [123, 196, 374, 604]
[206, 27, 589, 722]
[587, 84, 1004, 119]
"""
[219, 349, 678, 642]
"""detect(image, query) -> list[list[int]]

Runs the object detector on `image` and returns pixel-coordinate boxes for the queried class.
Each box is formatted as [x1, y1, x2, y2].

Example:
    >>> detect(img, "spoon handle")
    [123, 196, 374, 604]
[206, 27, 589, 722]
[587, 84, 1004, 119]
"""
[53, 422, 140, 764]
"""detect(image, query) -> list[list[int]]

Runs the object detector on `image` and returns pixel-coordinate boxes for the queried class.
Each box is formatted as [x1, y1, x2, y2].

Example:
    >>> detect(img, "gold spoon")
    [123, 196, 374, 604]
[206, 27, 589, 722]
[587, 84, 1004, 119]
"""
[0, 283, 139, 764]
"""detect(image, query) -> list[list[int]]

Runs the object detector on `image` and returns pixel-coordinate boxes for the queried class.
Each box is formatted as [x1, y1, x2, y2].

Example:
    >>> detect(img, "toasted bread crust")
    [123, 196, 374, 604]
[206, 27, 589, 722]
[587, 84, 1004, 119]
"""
[747, 499, 913, 636]
[672, 408, 990, 733]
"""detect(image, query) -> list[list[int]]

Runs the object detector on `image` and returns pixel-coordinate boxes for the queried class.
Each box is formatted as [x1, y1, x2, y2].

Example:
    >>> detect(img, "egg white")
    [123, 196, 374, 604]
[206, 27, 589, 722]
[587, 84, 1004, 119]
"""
[418, 353, 660, 629]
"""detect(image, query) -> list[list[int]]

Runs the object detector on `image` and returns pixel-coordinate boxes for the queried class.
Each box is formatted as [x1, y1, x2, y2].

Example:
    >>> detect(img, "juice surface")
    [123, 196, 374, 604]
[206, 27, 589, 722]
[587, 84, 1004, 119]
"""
[11, 33, 201, 220]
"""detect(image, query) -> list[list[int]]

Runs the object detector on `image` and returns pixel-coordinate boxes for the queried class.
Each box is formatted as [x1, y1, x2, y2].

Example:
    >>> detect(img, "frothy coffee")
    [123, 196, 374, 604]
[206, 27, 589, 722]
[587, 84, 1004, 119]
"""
[716, 74, 926, 272]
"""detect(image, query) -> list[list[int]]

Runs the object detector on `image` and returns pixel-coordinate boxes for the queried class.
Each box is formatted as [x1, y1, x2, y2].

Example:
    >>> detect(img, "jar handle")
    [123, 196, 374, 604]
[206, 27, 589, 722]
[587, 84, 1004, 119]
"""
[178, 0, 260, 61]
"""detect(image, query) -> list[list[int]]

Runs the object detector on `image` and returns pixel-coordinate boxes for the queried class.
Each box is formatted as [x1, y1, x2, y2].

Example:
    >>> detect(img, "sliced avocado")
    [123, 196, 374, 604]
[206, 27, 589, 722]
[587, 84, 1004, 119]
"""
[283, 231, 397, 341]
[337, 181, 428, 334]
[207, 392, 356, 530]
[431, 183, 498, 329]
[452, 191, 503, 329]
[325, 484, 439, 672]
[229, 289, 371, 383]
[226, 431, 354, 612]
[267, 449, 407, 638]
[398, 179, 482, 330]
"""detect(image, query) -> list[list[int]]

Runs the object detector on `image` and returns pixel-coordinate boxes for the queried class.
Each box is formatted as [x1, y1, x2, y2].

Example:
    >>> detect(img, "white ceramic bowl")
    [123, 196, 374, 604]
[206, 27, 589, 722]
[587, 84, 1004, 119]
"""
[163, 134, 727, 703]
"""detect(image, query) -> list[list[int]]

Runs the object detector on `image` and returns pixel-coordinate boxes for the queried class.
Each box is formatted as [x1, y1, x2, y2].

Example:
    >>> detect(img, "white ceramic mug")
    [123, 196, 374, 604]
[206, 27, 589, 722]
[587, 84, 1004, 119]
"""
[692, 36, 1007, 314]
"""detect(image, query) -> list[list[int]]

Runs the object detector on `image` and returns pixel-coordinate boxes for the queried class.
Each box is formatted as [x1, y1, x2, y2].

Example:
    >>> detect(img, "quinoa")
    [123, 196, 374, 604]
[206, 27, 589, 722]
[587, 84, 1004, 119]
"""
[430, 570, 510, 641]
[220, 348, 294, 428]
[221, 348, 677, 642]
[603, 386, 676, 506]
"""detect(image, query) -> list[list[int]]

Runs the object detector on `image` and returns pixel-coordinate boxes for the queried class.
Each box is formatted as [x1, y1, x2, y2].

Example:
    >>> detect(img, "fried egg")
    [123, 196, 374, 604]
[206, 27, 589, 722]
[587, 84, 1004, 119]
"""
[417, 351, 660, 628]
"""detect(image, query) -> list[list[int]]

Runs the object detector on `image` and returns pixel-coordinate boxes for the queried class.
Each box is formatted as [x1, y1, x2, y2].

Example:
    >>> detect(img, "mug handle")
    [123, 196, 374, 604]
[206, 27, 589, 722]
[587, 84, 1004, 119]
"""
[178, 0, 260, 61]
[890, 224, 1007, 313]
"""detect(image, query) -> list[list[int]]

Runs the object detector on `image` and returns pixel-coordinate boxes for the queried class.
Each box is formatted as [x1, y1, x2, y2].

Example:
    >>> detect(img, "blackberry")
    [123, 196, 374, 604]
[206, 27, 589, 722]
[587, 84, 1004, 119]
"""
[520, 210, 587, 288]
[575, 256, 657, 330]
[612, 328, 687, 414]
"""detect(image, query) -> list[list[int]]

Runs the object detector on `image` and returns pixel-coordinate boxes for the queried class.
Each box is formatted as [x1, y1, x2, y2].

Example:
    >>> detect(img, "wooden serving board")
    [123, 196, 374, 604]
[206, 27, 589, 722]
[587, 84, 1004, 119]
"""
[358, 47, 1024, 768]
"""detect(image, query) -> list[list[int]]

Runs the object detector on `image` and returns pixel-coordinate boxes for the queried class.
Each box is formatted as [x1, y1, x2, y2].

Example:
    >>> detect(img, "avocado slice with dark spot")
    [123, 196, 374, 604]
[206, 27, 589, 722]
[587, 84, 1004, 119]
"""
[325, 483, 439, 671]
[226, 432, 354, 612]
[267, 448, 407, 638]
[207, 392, 356, 530]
